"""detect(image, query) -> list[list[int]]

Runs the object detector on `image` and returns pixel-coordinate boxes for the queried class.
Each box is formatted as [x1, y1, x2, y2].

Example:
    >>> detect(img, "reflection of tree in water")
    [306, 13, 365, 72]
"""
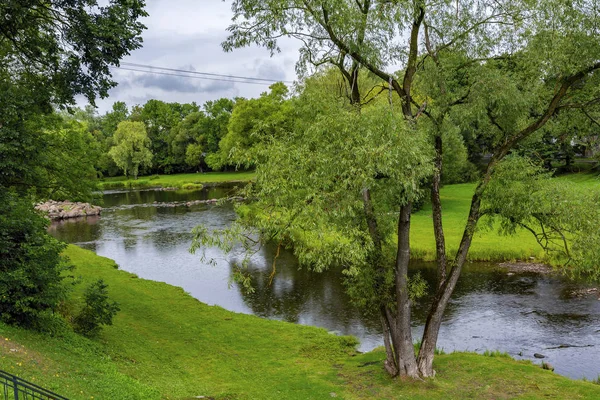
[47, 215, 102, 244]
[235, 252, 545, 332]
[232, 242, 382, 332]
[410, 263, 540, 324]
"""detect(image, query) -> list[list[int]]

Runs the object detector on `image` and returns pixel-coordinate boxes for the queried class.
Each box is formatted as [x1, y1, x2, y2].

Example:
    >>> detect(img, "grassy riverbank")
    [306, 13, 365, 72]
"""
[1, 246, 599, 399]
[98, 171, 255, 190]
[410, 183, 546, 262]
[411, 172, 600, 262]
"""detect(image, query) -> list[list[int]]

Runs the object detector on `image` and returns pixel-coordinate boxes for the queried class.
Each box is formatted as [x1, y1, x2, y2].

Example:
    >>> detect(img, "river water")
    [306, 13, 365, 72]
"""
[49, 187, 600, 380]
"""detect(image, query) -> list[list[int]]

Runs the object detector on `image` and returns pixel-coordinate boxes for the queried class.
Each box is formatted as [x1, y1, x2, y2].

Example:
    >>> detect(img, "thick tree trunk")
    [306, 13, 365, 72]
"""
[393, 203, 419, 377]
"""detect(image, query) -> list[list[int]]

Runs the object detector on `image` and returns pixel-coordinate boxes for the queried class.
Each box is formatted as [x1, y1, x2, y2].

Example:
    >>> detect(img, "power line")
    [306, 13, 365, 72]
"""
[110, 65, 276, 86]
[119, 61, 294, 84]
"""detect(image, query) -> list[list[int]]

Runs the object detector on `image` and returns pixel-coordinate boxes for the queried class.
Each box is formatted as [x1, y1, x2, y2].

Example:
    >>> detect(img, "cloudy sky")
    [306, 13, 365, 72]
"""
[88, 1, 300, 114]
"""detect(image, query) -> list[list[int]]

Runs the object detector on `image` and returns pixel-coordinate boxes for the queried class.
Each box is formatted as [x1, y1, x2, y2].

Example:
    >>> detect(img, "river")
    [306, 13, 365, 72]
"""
[48, 186, 600, 380]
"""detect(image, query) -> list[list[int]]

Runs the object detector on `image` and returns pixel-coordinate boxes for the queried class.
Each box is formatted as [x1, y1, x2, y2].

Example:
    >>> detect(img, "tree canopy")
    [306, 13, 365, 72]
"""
[109, 121, 153, 180]
[0, 0, 147, 327]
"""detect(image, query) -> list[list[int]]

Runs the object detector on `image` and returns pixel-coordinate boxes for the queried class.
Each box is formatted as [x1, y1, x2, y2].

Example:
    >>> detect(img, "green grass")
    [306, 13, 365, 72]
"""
[411, 172, 600, 262]
[98, 171, 255, 190]
[1, 246, 600, 399]
[411, 183, 547, 262]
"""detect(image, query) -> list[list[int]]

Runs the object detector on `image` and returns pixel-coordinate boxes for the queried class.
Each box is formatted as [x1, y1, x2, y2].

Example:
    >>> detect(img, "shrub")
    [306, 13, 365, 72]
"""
[73, 279, 120, 337]
[0, 190, 69, 328]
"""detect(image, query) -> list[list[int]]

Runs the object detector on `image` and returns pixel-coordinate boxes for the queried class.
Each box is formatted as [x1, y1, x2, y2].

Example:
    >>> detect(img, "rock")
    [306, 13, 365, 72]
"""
[542, 361, 555, 371]
[534, 353, 546, 359]
[35, 200, 102, 220]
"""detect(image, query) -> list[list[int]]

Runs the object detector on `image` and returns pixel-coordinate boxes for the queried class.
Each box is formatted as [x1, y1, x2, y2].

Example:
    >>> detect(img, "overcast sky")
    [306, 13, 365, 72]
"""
[87, 1, 300, 114]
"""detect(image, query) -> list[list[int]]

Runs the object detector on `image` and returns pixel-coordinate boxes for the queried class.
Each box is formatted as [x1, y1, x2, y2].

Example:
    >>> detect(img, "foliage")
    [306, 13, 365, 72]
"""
[0, 0, 146, 334]
[0, 190, 69, 328]
[440, 127, 479, 184]
[208, 83, 293, 170]
[108, 121, 153, 180]
[483, 156, 600, 280]
[193, 91, 432, 308]
[0, 0, 146, 107]
[130, 100, 199, 173]
[73, 279, 120, 337]
[221, 0, 600, 379]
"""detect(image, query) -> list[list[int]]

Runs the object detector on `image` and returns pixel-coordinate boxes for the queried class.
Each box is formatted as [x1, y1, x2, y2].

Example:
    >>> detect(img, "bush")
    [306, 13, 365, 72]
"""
[0, 190, 69, 328]
[73, 279, 120, 337]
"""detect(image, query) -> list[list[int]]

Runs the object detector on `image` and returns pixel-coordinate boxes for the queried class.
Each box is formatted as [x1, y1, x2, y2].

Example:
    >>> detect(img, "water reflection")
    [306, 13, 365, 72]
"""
[49, 188, 600, 380]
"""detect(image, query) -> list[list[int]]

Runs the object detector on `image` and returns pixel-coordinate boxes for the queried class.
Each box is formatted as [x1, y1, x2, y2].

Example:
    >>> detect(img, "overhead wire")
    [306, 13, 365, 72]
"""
[111, 65, 276, 86]
[111, 61, 294, 86]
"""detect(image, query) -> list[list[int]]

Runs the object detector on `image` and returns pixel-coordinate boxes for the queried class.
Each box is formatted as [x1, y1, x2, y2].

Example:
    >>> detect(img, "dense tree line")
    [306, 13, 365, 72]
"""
[71, 82, 293, 178]
[71, 79, 597, 181]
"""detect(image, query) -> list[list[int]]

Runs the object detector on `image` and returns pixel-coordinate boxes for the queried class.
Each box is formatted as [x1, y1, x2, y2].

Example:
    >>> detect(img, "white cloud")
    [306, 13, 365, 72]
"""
[87, 1, 300, 113]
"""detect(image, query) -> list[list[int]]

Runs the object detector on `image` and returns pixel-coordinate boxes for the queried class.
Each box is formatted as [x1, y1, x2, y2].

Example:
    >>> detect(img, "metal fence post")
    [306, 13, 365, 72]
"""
[12, 375, 19, 400]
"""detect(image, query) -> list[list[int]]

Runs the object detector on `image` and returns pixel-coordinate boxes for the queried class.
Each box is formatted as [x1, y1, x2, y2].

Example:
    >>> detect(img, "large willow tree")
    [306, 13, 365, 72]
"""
[195, 0, 600, 378]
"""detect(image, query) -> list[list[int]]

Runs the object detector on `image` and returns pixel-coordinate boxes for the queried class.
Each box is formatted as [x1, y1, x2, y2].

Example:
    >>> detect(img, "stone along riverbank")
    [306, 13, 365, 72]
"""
[36, 200, 102, 220]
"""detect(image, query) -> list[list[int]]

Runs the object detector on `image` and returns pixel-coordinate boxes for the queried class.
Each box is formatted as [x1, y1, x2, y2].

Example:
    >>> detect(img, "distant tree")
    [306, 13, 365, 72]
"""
[131, 100, 199, 173]
[203, 98, 235, 154]
[185, 143, 205, 171]
[170, 111, 206, 170]
[109, 121, 153, 180]
[209, 83, 293, 170]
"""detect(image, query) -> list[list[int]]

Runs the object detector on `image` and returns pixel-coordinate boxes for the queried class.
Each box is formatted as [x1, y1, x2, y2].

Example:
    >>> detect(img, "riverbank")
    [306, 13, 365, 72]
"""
[0, 246, 598, 399]
[98, 171, 255, 190]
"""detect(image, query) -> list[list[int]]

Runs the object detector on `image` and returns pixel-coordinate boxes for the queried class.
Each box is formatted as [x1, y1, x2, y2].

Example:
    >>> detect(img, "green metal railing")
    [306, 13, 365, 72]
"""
[0, 370, 68, 400]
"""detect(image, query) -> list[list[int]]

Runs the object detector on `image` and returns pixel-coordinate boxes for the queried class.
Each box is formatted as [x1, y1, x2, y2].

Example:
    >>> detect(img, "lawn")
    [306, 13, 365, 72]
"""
[410, 183, 546, 262]
[1, 245, 599, 399]
[98, 171, 255, 190]
[411, 171, 600, 262]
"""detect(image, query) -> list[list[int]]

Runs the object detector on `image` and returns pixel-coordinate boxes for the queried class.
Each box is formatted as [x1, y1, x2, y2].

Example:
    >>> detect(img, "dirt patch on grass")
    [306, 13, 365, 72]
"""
[0, 336, 46, 367]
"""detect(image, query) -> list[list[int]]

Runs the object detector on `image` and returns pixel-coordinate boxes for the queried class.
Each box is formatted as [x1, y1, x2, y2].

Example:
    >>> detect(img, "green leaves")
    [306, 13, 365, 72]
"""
[483, 156, 600, 280]
[108, 121, 153, 180]
[0, 190, 68, 328]
[73, 279, 120, 337]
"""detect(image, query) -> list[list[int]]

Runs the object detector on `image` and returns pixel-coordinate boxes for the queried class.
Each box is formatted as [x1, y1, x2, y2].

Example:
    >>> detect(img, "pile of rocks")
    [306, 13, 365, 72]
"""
[35, 200, 102, 220]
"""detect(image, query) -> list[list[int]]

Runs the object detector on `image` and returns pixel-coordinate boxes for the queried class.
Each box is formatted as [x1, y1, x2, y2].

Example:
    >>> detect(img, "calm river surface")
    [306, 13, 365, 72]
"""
[49, 187, 600, 380]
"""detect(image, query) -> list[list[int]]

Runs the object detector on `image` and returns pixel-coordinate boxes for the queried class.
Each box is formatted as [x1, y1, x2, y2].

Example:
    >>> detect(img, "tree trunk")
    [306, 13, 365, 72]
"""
[380, 306, 399, 376]
[417, 187, 484, 376]
[431, 134, 447, 287]
[393, 203, 419, 377]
